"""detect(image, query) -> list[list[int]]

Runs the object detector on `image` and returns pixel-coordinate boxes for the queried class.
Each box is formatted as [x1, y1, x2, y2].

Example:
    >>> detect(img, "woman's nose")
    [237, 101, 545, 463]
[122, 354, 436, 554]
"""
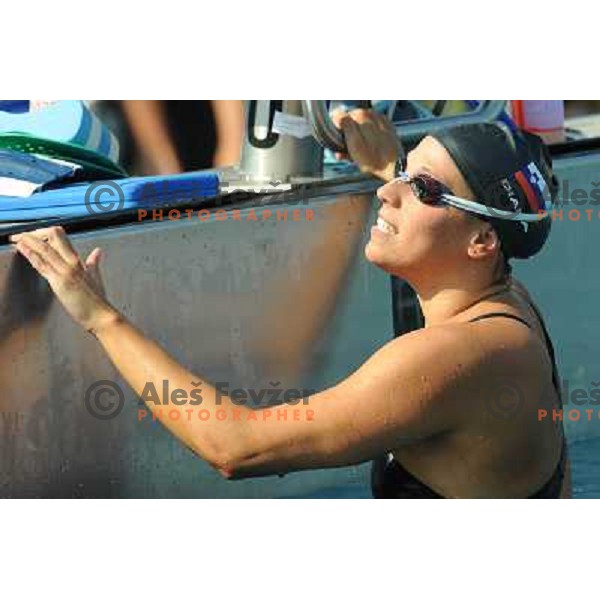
[376, 180, 400, 207]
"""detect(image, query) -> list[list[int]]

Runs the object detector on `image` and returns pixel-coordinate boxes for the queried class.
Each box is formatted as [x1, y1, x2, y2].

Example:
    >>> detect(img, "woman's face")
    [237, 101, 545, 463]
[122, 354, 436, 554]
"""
[365, 135, 480, 279]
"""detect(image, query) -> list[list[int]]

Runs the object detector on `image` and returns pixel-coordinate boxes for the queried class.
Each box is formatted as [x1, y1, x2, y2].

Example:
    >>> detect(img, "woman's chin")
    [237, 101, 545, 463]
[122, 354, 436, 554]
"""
[364, 240, 409, 277]
[365, 241, 390, 268]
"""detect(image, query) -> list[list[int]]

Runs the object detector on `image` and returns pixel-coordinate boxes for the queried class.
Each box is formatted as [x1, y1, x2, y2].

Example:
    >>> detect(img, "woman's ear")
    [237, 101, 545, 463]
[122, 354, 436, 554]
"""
[467, 223, 500, 260]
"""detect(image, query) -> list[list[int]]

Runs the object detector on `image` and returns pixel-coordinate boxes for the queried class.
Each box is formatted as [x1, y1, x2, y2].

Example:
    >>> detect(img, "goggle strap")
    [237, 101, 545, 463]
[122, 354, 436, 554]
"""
[440, 194, 550, 222]
[391, 173, 550, 223]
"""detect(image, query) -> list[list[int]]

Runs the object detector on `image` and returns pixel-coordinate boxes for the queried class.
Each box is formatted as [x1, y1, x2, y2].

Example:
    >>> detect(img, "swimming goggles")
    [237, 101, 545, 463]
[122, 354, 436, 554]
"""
[392, 170, 548, 223]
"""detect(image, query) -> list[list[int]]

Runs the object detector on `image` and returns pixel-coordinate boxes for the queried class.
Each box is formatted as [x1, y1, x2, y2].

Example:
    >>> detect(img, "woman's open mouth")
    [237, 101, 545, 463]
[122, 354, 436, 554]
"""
[375, 216, 397, 235]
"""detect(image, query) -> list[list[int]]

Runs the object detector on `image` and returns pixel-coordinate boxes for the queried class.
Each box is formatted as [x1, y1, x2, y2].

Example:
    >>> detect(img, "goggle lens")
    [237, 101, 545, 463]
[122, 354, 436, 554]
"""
[399, 172, 449, 206]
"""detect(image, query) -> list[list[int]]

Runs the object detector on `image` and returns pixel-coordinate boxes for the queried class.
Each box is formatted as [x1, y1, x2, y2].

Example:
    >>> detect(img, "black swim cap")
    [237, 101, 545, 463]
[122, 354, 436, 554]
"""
[431, 122, 558, 259]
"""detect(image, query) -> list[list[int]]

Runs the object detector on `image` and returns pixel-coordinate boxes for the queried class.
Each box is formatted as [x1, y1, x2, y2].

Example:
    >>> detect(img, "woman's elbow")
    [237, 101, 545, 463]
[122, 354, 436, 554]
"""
[186, 427, 271, 480]
[215, 463, 238, 480]
[199, 443, 260, 480]
[209, 448, 282, 481]
[186, 436, 242, 480]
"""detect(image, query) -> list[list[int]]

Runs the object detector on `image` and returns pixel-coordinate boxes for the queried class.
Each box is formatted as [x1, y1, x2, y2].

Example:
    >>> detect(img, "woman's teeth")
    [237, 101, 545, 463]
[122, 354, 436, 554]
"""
[376, 216, 397, 235]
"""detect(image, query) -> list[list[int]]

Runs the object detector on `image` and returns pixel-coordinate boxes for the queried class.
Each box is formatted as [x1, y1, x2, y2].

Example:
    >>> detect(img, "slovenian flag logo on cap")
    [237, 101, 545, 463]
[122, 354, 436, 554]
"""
[514, 162, 552, 214]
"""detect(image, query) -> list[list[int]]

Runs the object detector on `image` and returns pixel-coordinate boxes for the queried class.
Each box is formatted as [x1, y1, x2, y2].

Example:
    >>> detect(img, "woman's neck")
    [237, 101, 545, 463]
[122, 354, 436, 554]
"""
[412, 272, 511, 328]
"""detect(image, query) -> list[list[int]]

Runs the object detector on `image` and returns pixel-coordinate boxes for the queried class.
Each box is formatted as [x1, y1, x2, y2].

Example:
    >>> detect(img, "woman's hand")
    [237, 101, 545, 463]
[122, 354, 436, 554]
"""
[9, 226, 119, 334]
[331, 108, 403, 182]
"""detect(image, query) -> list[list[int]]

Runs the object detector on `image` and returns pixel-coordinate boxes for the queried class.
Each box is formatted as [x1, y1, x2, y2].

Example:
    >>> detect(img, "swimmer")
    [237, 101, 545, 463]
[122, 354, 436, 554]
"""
[10, 109, 570, 498]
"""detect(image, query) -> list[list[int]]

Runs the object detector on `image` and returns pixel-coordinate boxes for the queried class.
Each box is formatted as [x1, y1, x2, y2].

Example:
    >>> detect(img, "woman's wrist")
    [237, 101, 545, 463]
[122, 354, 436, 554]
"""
[86, 305, 124, 338]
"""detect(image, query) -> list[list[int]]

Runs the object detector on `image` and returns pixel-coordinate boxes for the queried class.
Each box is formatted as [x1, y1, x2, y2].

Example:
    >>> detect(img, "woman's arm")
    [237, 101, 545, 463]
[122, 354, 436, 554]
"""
[91, 310, 477, 479]
[9, 223, 477, 478]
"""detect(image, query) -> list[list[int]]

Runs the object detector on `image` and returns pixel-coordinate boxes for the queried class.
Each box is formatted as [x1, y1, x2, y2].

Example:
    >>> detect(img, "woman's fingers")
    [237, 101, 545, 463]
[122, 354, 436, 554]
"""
[331, 109, 358, 157]
[376, 113, 403, 152]
[11, 228, 112, 332]
[85, 247, 103, 269]
[346, 114, 385, 170]
[14, 233, 72, 278]
[10, 226, 80, 266]
[330, 107, 348, 129]
[11, 226, 57, 243]
[334, 152, 350, 161]
[342, 118, 370, 169]
[15, 240, 59, 279]
[341, 110, 400, 181]
[11, 228, 106, 298]
[374, 112, 393, 132]
[328, 107, 400, 180]
[44, 226, 80, 266]
[85, 247, 107, 296]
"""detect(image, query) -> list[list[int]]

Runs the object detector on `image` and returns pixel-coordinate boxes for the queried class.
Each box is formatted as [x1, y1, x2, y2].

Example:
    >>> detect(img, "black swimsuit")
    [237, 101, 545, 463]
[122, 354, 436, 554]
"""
[371, 298, 567, 499]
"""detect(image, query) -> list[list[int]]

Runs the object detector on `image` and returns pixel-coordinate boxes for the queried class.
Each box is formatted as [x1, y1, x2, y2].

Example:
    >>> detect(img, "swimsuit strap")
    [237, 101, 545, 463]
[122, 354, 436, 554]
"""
[519, 298, 563, 408]
[467, 306, 568, 498]
[468, 311, 533, 329]
[468, 307, 562, 408]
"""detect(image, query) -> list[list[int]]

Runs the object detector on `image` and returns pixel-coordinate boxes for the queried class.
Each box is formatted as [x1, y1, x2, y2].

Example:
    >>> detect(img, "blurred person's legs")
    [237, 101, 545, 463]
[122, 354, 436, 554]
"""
[95, 101, 218, 176]
[95, 100, 243, 176]
[163, 100, 216, 172]
[210, 100, 244, 167]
